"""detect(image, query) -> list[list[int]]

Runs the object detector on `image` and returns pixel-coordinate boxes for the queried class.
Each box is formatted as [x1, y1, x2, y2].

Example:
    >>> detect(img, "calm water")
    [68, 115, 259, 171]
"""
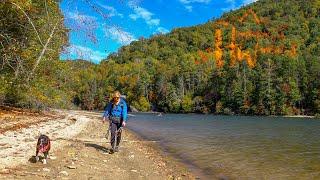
[127, 113, 320, 179]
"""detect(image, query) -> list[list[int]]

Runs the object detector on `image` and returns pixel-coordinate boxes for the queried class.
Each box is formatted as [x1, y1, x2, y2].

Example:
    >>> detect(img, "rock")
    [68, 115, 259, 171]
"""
[217, 174, 229, 180]
[0, 146, 8, 150]
[50, 156, 57, 160]
[24, 138, 34, 142]
[42, 168, 50, 172]
[59, 171, 69, 176]
[69, 118, 77, 122]
[67, 165, 76, 169]
[1, 169, 10, 174]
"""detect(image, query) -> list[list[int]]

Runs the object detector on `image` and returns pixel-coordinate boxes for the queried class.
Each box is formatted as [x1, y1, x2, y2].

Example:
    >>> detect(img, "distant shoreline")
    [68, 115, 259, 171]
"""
[282, 115, 315, 118]
[131, 111, 317, 119]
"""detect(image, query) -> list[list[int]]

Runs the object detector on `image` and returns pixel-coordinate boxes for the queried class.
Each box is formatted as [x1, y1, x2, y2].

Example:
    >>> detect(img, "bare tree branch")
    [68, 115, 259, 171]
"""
[0, 33, 9, 42]
[9, 2, 44, 47]
[30, 20, 60, 77]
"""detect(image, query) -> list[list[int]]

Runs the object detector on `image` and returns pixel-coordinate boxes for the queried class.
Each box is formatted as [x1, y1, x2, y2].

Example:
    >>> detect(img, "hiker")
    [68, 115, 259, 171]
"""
[102, 91, 128, 153]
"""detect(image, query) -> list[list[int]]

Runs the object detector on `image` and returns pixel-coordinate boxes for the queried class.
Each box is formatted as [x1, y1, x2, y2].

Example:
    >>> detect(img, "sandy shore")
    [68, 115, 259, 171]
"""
[0, 110, 195, 180]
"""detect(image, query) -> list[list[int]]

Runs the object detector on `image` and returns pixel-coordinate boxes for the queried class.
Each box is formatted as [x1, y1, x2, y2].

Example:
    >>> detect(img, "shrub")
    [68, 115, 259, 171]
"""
[181, 95, 193, 113]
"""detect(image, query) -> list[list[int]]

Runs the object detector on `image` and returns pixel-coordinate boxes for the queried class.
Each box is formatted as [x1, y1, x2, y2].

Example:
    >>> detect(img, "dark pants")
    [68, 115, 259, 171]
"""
[110, 122, 122, 149]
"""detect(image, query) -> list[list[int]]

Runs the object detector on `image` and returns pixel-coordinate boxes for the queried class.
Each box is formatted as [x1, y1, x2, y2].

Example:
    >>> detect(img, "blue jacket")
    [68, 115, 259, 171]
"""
[103, 98, 128, 122]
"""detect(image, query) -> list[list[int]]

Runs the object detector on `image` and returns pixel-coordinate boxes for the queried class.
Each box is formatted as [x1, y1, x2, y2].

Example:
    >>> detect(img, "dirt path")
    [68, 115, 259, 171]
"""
[0, 111, 195, 180]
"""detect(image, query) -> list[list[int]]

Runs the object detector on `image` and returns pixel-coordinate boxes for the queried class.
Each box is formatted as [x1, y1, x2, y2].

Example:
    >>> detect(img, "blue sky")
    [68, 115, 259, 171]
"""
[60, 0, 258, 63]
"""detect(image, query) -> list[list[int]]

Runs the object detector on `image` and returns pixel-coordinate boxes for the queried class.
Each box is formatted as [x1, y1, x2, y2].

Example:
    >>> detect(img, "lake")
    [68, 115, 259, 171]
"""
[127, 113, 320, 179]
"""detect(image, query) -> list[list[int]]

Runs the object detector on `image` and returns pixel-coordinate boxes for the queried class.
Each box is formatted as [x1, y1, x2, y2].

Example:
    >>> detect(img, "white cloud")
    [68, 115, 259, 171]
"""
[179, 0, 210, 12]
[243, 0, 258, 5]
[148, 19, 160, 26]
[64, 45, 108, 63]
[100, 5, 124, 18]
[128, 1, 160, 27]
[129, 14, 139, 20]
[66, 12, 97, 22]
[127, 1, 169, 36]
[222, 0, 236, 11]
[104, 26, 136, 45]
[185, 5, 193, 12]
[179, 0, 211, 4]
[155, 27, 170, 34]
[222, 0, 258, 11]
[227, 0, 236, 3]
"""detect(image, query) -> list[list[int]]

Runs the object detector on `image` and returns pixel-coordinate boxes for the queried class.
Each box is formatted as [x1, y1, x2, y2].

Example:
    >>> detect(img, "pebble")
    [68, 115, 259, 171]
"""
[50, 156, 57, 160]
[131, 169, 138, 173]
[1, 169, 10, 174]
[24, 138, 34, 142]
[67, 165, 76, 169]
[59, 171, 69, 176]
[43, 168, 50, 172]
[0, 143, 7, 146]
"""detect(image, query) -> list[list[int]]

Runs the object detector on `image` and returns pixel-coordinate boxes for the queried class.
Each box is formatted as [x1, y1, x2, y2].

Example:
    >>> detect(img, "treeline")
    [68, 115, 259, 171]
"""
[1, 0, 320, 116]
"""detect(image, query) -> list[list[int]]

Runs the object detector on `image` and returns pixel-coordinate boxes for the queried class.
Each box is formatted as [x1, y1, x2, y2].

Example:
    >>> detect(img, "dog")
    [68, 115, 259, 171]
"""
[35, 134, 51, 164]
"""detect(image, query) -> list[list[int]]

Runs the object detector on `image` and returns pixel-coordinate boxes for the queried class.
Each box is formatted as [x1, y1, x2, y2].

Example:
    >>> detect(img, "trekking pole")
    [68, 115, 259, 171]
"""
[105, 121, 111, 141]
[113, 129, 117, 150]
[120, 126, 124, 142]
[113, 126, 123, 150]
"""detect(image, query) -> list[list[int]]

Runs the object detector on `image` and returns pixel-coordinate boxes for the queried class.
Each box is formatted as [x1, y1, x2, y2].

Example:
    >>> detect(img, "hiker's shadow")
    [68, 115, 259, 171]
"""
[28, 155, 45, 163]
[29, 156, 37, 163]
[85, 143, 109, 153]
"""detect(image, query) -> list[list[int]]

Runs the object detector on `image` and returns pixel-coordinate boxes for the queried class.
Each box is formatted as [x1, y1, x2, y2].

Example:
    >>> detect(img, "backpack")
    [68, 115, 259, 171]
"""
[109, 98, 129, 115]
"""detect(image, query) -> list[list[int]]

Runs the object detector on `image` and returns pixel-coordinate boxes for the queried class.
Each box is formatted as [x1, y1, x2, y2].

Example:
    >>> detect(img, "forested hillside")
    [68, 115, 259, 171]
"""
[100, 0, 320, 115]
[1, 0, 319, 115]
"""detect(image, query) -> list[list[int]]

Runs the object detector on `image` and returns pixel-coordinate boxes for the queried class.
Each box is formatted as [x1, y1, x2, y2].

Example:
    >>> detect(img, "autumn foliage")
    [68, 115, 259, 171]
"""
[196, 9, 297, 68]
